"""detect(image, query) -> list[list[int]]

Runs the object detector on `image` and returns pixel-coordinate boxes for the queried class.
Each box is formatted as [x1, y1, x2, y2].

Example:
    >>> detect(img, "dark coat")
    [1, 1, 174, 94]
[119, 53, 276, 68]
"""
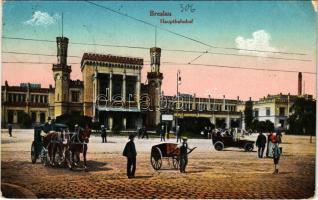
[101, 128, 106, 137]
[123, 140, 137, 158]
[256, 134, 267, 147]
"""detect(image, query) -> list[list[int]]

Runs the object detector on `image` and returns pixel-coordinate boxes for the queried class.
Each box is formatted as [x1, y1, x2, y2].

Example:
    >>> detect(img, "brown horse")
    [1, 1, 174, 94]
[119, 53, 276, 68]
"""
[42, 131, 65, 166]
[68, 126, 91, 170]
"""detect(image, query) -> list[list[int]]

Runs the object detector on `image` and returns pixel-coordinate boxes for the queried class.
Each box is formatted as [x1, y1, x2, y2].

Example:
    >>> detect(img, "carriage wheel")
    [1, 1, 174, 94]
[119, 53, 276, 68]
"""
[150, 147, 162, 170]
[31, 142, 37, 164]
[172, 156, 179, 169]
[244, 143, 254, 152]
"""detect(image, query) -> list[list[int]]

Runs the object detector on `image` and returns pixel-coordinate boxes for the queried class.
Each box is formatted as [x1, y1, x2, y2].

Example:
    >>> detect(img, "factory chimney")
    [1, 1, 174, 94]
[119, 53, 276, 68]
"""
[298, 72, 302, 96]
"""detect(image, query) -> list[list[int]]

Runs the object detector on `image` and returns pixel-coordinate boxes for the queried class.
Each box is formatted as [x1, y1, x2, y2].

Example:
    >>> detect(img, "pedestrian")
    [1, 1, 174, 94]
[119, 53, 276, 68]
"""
[141, 126, 148, 139]
[276, 129, 282, 144]
[176, 125, 181, 143]
[123, 134, 137, 179]
[137, 126, 142, 139]
[101, 125, 107, 143]
[256, 132, 267, 158]
[179, 137, 193, 173]
[272, 142, 281, 174]
[160, 125, 165, 142]
[8, 124, 12, 137]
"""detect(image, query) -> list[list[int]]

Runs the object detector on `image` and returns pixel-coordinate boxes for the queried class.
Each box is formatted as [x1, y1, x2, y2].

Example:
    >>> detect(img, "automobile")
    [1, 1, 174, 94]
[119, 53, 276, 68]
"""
[211, 129, 255, 151]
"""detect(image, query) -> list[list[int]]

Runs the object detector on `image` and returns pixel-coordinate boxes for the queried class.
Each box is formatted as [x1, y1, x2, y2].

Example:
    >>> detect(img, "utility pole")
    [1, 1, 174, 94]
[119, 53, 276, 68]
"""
[176, 70, 181, 127]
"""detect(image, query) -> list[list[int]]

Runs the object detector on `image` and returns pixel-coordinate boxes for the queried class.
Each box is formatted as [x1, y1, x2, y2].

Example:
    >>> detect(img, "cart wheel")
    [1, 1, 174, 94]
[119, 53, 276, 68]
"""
[244, 143, 254, 152]
[31, 141, 37, 164]
[150, 147, 162, 170]
[214, 141, 224, 151]
[172, 156, 179, 169]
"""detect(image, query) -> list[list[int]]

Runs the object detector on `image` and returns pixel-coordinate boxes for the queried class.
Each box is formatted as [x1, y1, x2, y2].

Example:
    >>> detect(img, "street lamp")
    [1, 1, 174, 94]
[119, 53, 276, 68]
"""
[176, 70, 181, 127]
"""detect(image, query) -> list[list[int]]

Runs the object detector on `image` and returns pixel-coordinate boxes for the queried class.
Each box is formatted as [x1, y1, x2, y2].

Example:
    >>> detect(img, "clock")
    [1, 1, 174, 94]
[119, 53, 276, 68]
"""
[55, 74, 61, 80]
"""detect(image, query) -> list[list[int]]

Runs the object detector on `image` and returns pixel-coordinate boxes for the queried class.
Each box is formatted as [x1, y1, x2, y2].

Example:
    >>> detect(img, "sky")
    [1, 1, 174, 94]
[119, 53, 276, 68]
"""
[2, 1, 317, 100]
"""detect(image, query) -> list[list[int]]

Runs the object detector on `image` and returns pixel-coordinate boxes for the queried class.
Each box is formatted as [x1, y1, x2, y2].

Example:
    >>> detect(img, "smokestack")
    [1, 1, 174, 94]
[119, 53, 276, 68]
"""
[298, 72, 302, 96]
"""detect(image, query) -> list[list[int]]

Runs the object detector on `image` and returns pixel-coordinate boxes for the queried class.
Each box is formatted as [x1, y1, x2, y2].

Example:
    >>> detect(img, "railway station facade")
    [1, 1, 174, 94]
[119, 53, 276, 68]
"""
[1, 36, 311, 130]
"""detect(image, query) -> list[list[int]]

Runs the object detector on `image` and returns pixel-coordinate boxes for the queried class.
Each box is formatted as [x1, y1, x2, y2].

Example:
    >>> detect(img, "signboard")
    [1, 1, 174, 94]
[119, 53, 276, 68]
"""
[161, 114, 174, 121]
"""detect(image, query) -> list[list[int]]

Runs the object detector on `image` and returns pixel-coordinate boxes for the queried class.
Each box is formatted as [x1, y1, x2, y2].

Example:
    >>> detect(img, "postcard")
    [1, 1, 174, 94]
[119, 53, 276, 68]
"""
[1, 1, 316, 199]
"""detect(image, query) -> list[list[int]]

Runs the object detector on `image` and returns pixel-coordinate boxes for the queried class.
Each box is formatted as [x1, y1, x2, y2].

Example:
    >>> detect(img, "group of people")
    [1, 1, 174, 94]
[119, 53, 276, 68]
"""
[158, 124, 182, 143]
[138, 126, 148, 139]
[256, 131, 282, 174]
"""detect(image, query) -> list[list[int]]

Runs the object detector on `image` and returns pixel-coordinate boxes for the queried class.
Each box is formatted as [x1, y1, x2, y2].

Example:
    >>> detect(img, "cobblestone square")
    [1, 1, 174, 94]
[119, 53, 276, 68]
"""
[1, 130, 315, 199]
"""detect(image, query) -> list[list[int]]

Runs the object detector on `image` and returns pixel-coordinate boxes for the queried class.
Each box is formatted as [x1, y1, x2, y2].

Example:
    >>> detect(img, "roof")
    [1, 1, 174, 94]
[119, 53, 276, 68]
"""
[81, 53, 143, 66]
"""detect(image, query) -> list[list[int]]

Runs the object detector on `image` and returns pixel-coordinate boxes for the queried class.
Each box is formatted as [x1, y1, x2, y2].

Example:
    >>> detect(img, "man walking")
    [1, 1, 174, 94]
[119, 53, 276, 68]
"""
[141, 126, 148, 139]
[256, 132, 267, 158]
[8, 124, 12, 137]
[176, 125, 181, 143]
[123, 134, 137, 178]
[101, 125, 107, 143]
[160, 125, 165, 142]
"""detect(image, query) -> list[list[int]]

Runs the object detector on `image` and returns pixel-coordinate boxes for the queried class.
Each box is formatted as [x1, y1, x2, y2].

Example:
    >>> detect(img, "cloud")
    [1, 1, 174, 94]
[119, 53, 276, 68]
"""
[312, 0, 317, 12]
[24, 11, 59, 27]
[235, 30, 278, 57]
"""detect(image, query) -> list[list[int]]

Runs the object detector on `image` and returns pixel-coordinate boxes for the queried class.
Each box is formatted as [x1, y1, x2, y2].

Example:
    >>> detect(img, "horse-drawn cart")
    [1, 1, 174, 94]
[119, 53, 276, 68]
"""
[150, 143, 180, 170]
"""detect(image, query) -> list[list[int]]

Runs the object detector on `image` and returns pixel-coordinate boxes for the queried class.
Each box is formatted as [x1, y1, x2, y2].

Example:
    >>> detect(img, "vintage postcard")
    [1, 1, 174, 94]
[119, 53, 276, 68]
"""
[1, 1, 316, 199]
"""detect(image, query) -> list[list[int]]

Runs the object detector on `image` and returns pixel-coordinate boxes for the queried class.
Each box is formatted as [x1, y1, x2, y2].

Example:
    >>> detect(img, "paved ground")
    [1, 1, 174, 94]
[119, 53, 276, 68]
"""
[1, 129, 316, 199]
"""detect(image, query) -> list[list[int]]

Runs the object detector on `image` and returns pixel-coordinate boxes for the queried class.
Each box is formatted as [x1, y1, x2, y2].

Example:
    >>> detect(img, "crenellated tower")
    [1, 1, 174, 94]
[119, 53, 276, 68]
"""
[147, 47, 163, 128]
[52, 37, 71, 117]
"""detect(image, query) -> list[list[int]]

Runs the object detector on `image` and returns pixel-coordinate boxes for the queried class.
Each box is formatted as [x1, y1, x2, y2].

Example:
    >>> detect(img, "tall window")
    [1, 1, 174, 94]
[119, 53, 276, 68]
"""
[266, 108, 271, 116]
[279, 107, 285, 116]
[71, 91, 80, 102]
[254, 109, 259, 117]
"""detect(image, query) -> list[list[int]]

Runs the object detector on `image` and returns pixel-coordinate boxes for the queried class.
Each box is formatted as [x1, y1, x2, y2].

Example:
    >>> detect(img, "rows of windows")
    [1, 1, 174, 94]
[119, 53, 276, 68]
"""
[8, 93, 26, 103]
[7, 93, 48, 103]
[30, 94, 48, 103]
[165, 101, 236, 112]
[7, 110, 46, 124]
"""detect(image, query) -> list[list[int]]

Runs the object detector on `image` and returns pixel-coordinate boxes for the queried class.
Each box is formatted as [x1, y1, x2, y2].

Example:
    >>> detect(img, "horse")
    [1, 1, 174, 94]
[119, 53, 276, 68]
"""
[68, 126, 91, 170]
[41, 131, 65, 166]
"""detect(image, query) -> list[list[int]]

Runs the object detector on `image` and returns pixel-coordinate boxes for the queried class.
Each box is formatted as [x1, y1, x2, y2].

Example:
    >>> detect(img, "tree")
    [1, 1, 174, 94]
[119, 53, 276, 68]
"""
[251, 119, 274, 133]
[244, 100, 254, 129]
[288, 97, 316, 135]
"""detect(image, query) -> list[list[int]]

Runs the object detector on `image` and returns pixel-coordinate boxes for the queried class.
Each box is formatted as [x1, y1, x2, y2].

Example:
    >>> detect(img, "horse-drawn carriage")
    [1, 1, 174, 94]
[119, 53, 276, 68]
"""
[31, 123, 69, 166]
[31, 123, 91, 170]
[150, 143, 196, 170]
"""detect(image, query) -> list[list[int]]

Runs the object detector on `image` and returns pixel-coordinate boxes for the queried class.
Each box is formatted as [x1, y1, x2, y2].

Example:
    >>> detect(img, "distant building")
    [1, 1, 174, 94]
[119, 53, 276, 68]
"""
[1, 82, 55, 126]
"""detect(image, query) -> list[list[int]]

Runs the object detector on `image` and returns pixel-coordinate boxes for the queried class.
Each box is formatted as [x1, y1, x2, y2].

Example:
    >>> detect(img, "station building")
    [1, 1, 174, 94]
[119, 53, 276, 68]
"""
[1, 36, 314, 131]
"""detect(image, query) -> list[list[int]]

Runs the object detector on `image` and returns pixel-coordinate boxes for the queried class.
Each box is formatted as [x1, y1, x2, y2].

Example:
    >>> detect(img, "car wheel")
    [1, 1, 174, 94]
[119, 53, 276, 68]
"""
[244, 143, 254, 152]
[214, 141, 224, 151]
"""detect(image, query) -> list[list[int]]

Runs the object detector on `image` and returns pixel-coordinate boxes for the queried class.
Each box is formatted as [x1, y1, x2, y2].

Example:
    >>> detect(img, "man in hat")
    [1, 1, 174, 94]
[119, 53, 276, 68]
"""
[123, 134, 137, 178]
[101, 125, 107, 143]
[179, 137, 192, 173]
[256, 132, 267, 158]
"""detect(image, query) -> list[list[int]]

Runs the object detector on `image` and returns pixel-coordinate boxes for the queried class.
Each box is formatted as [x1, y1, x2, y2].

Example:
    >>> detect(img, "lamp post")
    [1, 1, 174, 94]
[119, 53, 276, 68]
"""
[176, 70, 181, 127]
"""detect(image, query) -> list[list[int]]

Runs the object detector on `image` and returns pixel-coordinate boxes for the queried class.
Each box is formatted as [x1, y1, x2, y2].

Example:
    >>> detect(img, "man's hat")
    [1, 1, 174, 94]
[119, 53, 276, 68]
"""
[129, 134, 135, 140]
[182, 137, 188, 141]
[75, 124, 78, 127]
